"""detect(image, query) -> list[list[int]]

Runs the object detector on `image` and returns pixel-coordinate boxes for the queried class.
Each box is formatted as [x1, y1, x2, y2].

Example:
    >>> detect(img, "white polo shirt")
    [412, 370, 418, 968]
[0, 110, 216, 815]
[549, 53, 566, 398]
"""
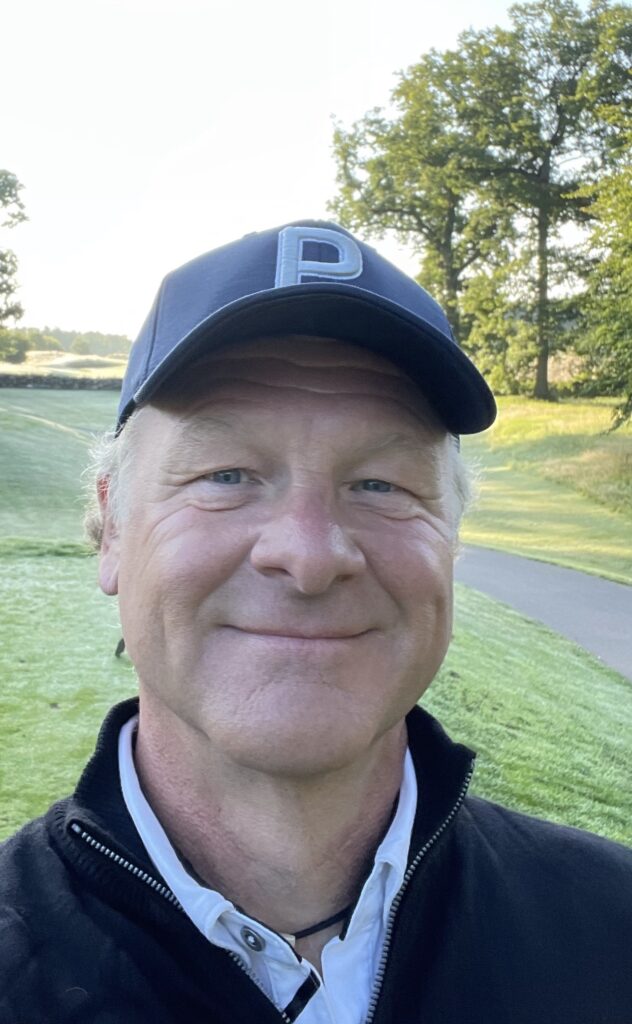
[119, 715, 417, 1024]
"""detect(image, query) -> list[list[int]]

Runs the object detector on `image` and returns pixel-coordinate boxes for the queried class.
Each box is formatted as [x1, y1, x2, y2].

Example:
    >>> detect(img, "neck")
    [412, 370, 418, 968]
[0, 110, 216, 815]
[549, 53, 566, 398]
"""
[134, 696, 408, 948]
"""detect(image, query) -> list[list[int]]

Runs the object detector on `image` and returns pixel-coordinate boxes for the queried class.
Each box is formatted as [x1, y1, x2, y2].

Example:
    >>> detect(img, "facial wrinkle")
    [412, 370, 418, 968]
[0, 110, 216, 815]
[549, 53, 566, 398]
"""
[213, 335, 405, 374]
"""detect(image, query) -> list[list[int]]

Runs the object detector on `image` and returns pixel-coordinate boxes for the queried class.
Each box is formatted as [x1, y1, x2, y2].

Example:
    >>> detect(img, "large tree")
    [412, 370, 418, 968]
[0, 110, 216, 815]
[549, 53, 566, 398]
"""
[0, 170, 26, 325]
[330, 0, 632, 398]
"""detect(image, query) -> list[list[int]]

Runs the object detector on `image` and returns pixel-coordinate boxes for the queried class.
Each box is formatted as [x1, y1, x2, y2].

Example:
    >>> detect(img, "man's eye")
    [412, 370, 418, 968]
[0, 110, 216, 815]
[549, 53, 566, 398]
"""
[357, 479, 394, 493]
[210, 469, 245, 485]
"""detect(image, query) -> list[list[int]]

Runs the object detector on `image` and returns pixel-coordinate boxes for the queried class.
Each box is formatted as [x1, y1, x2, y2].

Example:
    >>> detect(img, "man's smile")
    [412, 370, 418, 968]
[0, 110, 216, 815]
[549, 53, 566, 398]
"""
[220, 625, 376, 642]
[222, 618, 372, 634]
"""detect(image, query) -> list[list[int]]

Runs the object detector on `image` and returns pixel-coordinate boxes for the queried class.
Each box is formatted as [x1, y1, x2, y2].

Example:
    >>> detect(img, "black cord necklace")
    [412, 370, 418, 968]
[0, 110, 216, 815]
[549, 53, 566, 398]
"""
[280, 903, 354, 946]
[244, 793, 400, 947]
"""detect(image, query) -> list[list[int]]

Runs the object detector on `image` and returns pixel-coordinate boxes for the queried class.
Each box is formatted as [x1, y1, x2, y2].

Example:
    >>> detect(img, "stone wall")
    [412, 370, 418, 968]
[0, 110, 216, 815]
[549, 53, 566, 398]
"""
[0, 374, 121, 390]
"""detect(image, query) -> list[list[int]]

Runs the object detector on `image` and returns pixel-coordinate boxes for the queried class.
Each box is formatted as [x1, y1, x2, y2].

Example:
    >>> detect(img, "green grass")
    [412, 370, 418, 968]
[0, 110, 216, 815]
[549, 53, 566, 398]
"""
[428, 587, 632, 845]
[0, 388, 117, 541]
[491, 397, 632, 514]
[0, 553, 135, 838]
[461, 397, 632, 584]
[1, 388, 630, 847]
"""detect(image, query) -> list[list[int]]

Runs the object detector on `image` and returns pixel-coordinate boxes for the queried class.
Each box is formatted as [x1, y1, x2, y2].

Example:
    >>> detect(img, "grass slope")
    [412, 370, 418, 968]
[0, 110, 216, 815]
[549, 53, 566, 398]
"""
[0, 389, 117, 542]
[429, 587, 632, 845]
[462, 397, 632, 584]
[1, 388, 630, 846]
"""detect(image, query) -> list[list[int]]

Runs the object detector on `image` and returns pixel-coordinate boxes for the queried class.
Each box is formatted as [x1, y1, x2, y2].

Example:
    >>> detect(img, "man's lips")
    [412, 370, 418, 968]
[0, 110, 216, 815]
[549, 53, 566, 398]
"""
[222, 625, 373, 641]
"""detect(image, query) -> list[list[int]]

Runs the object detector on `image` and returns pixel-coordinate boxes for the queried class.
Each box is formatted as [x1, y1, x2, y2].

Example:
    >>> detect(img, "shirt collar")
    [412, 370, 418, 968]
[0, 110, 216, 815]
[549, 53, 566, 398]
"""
[118, 713, 417, 953]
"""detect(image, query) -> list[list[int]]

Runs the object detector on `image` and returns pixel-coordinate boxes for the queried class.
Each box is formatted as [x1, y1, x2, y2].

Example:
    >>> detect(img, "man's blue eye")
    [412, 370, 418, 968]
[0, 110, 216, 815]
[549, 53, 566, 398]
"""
[211, 470, 243, 485]
[361, 479, 393, 493]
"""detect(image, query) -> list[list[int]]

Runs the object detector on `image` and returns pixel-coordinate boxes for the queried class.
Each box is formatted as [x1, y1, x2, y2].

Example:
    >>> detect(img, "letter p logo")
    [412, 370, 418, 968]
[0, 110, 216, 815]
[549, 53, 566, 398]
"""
[275, 226, 363, 288]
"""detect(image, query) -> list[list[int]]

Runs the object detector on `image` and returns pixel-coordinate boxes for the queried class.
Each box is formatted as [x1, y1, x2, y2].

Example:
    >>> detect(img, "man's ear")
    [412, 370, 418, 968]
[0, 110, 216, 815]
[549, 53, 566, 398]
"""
[97, 476, 120, 596]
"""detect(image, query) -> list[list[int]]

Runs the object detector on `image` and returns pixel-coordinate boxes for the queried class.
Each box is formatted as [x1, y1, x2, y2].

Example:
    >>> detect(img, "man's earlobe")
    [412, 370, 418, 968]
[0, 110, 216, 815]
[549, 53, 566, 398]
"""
[97, 477, 120, 596]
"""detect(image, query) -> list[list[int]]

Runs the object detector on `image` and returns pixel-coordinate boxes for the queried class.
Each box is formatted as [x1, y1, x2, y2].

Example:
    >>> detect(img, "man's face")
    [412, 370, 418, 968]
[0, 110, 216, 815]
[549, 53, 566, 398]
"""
[100, 337, 456, 775]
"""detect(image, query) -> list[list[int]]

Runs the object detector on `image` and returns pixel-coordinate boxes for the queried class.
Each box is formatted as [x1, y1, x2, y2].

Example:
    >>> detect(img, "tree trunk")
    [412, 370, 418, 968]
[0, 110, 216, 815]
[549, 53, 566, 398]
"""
[534, 189, 551, 399]
[444, 264, 461, 343]
[442, 194, 461, 343]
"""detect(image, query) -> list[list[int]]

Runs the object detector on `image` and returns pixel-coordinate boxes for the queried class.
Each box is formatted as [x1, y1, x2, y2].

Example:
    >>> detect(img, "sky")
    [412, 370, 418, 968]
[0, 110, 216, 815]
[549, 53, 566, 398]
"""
[4, 0, 514, 337]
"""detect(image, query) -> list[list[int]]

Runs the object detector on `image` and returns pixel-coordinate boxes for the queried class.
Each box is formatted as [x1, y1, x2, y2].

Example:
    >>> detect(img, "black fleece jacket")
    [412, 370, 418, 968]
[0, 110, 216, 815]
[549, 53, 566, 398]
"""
[1, 698, 632, 1024]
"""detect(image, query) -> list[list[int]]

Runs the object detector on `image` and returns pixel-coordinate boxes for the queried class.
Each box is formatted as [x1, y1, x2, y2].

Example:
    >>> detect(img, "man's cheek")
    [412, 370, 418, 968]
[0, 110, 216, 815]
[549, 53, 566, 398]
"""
[369, 536, 452, 601]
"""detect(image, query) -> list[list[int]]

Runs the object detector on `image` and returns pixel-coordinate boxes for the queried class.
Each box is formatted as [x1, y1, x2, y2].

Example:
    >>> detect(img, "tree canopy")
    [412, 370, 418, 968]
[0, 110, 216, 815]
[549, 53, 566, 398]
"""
[0, 170, 26, 326]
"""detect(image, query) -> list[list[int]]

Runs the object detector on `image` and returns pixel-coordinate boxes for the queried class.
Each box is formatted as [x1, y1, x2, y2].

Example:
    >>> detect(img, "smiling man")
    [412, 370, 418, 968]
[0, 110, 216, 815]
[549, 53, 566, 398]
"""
[1, 222, 631, 1024]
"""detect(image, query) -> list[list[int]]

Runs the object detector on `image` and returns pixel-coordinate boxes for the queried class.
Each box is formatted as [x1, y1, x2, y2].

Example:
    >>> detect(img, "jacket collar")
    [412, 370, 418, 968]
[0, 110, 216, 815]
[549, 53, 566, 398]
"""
[59, 697, 149, 866]
[405, 704, 476, 855]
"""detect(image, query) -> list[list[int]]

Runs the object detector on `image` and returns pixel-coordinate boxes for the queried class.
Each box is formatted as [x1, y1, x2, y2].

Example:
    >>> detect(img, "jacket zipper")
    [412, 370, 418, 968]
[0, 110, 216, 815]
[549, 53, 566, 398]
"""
[364, 759, 476, 1024]
[68, 821, 293, 1023]
[69, 822, 182, 905]
[70, 758, 473, 1024]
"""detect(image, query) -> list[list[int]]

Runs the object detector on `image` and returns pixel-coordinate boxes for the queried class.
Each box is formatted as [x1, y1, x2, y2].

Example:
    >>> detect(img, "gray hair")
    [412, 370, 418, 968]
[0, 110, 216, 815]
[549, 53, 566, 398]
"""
[83, 411, 143, 549]
[84, 411, 474, 552]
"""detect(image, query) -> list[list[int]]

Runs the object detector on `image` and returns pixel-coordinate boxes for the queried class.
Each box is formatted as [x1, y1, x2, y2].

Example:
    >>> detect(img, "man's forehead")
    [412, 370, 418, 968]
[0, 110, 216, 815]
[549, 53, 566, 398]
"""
[151, 335, 446, 433]
[213, 336, 404, 371]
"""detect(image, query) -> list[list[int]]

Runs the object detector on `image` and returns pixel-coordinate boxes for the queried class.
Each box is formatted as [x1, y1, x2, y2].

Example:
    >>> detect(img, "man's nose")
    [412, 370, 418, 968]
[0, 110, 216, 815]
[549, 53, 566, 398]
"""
[249, 487, 366, 595]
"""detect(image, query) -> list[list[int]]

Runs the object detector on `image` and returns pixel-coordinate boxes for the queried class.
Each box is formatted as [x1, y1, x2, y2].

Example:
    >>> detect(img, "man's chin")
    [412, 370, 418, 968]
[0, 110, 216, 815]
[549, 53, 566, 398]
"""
[219, 733, 377, 778]
[200, 701, 391, 778]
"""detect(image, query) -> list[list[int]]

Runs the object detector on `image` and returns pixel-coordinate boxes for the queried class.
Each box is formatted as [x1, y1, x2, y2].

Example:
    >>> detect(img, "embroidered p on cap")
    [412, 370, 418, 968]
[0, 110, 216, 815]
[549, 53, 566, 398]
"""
[118, 220, 496, 434]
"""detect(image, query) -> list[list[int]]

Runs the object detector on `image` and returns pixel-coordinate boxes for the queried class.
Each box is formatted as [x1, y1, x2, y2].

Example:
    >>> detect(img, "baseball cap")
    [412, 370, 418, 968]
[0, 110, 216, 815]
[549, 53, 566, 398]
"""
[118, 220, 496, 434]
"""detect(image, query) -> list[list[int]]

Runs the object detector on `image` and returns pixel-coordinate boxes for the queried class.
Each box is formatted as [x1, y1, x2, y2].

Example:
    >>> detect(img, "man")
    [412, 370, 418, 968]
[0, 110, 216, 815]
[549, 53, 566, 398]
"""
[1, 221, 631, 1024]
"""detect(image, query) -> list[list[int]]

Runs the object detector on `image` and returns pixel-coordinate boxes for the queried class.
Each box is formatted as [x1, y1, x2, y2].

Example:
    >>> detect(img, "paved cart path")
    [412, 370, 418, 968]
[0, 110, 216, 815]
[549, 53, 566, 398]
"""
[454, 546, 632, 681]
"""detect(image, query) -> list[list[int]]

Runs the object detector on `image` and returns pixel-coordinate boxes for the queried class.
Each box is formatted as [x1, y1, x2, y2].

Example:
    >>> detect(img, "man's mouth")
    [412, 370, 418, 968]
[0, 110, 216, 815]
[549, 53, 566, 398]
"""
[223, 625, 373, 641]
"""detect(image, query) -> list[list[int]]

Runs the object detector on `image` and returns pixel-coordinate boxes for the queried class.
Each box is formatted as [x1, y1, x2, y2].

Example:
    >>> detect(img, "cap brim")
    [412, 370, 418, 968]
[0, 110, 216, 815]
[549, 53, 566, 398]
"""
[127, 284, 496, 434]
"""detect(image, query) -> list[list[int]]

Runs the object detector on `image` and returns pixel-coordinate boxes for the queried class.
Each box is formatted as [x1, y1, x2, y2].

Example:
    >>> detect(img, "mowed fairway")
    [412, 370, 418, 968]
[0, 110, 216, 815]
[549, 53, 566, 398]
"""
[0, 388, 118, 546]
[1, 389, 631, 846]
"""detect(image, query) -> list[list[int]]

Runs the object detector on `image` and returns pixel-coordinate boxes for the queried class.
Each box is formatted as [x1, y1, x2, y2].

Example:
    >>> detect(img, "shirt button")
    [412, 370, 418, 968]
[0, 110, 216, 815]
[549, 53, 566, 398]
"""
[241, 926, 266, 952]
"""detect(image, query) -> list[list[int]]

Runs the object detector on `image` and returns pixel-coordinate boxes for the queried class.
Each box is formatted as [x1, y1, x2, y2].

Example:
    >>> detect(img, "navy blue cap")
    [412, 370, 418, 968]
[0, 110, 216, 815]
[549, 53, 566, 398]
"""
[118, 220, 496, 434]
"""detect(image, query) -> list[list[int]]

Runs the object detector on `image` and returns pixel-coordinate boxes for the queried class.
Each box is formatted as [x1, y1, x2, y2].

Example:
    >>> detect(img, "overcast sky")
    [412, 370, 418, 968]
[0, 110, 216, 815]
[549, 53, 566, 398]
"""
[4, 0, 514, 337]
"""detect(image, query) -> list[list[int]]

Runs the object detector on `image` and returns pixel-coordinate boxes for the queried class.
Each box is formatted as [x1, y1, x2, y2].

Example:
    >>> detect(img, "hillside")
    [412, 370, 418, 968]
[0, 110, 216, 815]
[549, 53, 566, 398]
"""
[0, 388, 117, 546]
[461, 397, 632, 584]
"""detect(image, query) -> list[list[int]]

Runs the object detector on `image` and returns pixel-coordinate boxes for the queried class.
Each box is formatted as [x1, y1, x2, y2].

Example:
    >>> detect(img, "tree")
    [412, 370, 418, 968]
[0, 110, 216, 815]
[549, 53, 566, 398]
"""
[0, 326, 62, 358]
[0, 170, 26, 325]
[70, 336, 91, 355]
[19, 327, 61, 352]
[460, 248, 540, 393]
[578, 144, 632, 426]
[330, 0, 632, 397]
[449, 0, 632, 397]
[0, 329, 30, 363]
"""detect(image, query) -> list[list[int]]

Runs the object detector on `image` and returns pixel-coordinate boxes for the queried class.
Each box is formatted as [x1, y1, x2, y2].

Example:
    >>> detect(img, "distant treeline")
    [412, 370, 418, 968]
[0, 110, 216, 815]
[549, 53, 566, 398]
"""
[0, 327, 132, 363]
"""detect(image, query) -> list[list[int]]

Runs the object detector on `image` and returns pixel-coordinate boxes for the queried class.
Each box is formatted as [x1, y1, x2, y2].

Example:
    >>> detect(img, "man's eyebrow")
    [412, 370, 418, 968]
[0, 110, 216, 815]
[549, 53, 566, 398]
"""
[163, 416, 239, 463]
[361, 431, 437, 456]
